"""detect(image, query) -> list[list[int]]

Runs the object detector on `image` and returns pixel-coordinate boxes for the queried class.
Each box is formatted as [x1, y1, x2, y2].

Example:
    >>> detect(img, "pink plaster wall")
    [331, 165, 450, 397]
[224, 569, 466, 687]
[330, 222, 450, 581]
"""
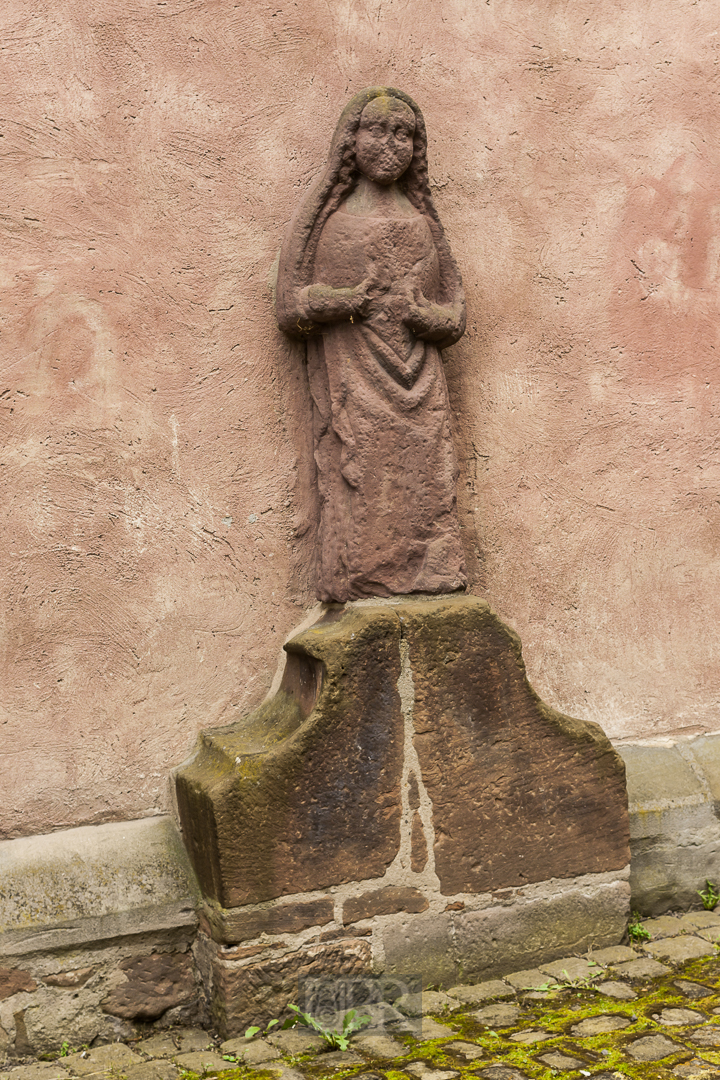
[2, 0, 719, 839]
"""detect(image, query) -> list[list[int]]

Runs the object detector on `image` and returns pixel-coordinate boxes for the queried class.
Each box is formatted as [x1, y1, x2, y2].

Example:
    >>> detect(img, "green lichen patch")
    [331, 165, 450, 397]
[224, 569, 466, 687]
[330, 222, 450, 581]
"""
[100, 957, 720, 1080]
[318, 955, 720, 1079]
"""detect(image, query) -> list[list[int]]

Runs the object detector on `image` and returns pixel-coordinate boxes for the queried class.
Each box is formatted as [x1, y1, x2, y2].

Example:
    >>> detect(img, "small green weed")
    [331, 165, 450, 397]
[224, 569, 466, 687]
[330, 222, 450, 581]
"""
[627, 910, 651, 944]
[699, 879, 720, 910]
[55, 1044, 91, 1062]
[244, 1017, 287, 1040]
[285, 1003, 371, 1050]
[245, 1004, 371, 1052]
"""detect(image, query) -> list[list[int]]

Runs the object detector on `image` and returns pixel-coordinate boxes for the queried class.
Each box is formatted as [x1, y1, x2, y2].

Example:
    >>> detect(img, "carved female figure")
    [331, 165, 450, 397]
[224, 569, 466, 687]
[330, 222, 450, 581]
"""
[277, 86, 467, 602]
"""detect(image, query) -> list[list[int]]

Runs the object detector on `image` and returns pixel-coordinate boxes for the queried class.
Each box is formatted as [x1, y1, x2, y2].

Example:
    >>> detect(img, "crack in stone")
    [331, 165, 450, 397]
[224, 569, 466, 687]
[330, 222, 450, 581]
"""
[394, 625, 437, 882]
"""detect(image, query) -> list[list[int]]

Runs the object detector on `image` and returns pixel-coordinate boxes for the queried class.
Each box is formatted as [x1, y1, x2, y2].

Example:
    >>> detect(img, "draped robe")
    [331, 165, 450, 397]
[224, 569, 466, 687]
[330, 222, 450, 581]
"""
[307, 205, 467, 602]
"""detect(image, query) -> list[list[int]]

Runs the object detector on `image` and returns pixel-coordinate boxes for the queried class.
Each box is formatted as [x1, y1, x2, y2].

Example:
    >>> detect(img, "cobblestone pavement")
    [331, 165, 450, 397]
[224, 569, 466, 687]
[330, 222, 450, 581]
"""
[6, 912, 720, 1080]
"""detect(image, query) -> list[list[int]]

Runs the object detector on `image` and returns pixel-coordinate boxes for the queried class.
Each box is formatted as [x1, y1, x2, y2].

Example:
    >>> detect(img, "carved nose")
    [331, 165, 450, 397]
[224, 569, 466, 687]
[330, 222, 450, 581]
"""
[380, 140, 402, 157]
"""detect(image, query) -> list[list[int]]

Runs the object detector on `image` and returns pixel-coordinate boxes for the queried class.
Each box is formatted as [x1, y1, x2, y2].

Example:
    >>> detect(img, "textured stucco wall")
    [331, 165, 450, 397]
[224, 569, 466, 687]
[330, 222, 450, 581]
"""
[2, 0, 719, 838]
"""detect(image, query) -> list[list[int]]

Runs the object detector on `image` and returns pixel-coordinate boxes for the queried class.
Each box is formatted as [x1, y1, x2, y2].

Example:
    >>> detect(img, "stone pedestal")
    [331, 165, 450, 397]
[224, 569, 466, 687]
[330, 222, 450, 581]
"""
[175, 595, 630, 1035]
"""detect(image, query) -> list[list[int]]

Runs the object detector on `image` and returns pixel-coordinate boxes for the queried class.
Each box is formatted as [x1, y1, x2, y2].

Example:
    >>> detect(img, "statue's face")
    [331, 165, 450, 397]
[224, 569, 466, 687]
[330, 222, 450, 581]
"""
[355, 97, 416, 185]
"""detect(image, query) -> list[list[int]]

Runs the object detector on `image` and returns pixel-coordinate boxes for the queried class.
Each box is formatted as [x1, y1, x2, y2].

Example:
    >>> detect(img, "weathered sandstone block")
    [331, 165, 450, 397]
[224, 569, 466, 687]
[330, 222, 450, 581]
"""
[176, 596, 629, 914]
[209, 937, 372, 1037]
[399, 597, 630, 892]
[201, 898, 335, 945]
[342, 886, 428, 925]
[101, 951, 196, 1021]
[176, 607, 405, 907]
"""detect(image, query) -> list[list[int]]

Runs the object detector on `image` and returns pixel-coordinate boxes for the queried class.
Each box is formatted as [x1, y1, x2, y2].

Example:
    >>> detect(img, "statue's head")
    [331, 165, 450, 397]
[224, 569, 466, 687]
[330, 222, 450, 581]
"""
[354, 95, 417, 186]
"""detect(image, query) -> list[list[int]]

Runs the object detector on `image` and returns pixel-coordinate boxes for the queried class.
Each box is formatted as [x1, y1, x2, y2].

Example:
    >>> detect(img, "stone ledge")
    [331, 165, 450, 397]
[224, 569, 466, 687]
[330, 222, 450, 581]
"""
[0, 902, 198, 960]
[618, 735, 720, 914]
[0, 818, 202, 1056]
[0, 816, 200, 942]
[199, 897, 334, 945]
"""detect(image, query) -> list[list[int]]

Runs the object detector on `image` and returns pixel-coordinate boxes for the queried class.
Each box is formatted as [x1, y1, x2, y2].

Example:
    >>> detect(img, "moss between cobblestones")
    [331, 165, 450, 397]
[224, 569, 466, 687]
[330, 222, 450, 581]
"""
[9, 955, 720, 1080]
[166, 954, 720, 1079]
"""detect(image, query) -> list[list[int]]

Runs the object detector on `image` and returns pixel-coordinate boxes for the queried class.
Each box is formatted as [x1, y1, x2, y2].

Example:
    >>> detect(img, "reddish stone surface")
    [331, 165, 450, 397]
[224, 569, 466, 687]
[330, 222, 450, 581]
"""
[342, 886, 429, 925]
[410, 813, 428, 872]
[202, 897, 334, 944]
[0, 969, 36, 1001]
[210, 936, 372, 1037]
[399, 596, 630, 893]
[318, 926, 372, 941]
[43, 967, 95, 988]
[277, 89, 466, 602]
[101, 952, 195, 1021]
[176, 606, 404, 906]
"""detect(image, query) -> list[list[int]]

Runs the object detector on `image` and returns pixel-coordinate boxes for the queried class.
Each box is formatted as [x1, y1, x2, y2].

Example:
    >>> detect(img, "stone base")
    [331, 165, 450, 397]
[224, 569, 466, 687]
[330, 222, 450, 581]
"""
[197, 932, 373, 1037]
[13, 727, 720, 1052]
[380, 872, 631, 985]
[619, 737, 720, 914]
[195, 868, 630, 1036]
[0, 817, 201, 1058]
[176, 594, 631, 1025]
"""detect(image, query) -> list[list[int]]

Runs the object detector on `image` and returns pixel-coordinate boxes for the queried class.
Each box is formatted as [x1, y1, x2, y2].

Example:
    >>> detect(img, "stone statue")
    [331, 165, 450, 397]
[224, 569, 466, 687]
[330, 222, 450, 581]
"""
[277, 86, 467, 602]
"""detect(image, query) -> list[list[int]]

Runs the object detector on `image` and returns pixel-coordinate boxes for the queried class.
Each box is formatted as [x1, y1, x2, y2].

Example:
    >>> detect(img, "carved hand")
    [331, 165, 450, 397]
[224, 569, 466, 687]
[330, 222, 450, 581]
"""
[302, 277, 379, 323]
[403, 284, 465, 345]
